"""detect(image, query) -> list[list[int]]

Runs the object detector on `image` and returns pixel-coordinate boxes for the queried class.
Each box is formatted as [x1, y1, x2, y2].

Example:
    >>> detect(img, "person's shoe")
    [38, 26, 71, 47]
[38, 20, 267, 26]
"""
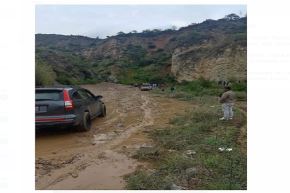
[229, 117, 233, 120]
[219, 117, 226, 120]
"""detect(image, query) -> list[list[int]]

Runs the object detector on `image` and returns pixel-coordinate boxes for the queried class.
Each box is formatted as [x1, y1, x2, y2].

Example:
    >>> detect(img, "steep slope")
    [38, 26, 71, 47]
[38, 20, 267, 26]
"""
[35, 14, 246, 85]
[36, 34, 102, 52]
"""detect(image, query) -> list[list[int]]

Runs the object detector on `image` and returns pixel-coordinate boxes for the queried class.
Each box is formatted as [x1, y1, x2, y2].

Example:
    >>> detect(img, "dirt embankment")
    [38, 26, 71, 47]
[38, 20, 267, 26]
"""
[35, 83, 192, 190]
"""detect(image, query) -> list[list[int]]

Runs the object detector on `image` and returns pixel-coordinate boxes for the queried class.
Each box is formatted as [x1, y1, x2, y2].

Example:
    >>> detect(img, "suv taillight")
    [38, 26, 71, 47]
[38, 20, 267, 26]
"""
[63, 89, 74, 111]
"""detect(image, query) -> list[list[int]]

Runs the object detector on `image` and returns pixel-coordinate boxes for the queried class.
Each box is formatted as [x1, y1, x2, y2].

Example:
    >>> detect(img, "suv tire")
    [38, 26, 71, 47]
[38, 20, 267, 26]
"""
[99, 104, 106, 117]
[78, 112, 91, 132]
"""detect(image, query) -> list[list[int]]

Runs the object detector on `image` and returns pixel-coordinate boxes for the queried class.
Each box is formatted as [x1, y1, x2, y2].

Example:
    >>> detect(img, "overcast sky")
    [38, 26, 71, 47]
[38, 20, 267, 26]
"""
[35, 5, 246, 38]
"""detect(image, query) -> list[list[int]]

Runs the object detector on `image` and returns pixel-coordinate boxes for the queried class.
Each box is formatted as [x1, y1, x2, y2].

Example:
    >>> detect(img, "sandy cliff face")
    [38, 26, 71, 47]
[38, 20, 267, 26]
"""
[171, 45, 246, 82]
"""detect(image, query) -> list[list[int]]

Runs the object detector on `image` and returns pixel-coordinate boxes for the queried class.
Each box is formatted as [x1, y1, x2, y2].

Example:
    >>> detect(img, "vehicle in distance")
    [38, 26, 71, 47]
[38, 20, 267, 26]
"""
[35, 86, 106, 131]
[140, 83, 152, 91]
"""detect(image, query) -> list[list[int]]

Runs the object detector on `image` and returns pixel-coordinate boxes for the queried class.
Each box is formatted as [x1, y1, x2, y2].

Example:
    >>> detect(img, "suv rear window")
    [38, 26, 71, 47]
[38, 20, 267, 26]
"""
[36, 90, 63, 101]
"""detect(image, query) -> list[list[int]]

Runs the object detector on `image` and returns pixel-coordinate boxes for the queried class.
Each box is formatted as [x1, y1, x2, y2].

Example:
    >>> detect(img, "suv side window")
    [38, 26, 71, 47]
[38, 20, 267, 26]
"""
[72, 91, 82, 100]
[78, 89, 91, 100]
[84, 90, 95, 99]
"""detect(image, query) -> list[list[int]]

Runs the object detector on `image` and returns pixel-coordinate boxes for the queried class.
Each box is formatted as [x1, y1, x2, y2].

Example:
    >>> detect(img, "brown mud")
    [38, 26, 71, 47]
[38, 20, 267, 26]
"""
[35, 83, 192, 190]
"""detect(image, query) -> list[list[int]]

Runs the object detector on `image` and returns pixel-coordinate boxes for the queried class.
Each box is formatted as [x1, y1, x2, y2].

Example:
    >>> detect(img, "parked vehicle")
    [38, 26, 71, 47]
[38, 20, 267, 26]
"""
[35, 86, 106, 131]
[140, 83, 152, 91]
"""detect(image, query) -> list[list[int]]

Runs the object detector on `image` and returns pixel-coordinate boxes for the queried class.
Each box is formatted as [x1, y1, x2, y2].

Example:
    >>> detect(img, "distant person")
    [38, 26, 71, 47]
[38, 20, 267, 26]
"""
[170, 86, 176, 97]
[219, 86, 235, 120]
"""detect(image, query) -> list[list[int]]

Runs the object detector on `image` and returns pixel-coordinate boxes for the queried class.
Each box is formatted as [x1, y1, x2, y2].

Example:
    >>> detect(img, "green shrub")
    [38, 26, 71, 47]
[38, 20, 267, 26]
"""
[55, 73, 77, 85]
[235, 91, 247, 101]
[177, 79, 221, 96]
[231, 82, 247, 92]
[35, 61, 56, 86]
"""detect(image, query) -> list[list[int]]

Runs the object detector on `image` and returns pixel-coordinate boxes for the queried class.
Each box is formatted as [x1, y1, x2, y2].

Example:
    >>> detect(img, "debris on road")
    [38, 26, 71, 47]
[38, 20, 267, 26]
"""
[70, 172, 78, 178]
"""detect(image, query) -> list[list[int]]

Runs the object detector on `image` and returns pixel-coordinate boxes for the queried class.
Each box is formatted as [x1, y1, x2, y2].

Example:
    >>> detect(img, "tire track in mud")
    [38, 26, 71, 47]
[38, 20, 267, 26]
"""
[106, 94, 154, 149]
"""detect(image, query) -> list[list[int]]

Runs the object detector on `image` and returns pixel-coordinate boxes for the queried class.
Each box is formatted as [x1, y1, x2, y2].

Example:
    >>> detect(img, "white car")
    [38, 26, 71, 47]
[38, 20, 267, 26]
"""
[140, 83, 152, 91]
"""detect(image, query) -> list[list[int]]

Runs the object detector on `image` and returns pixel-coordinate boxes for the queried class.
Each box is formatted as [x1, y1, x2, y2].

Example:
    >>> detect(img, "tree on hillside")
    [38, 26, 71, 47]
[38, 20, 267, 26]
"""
[223, 13, 240, 21]
[171, 26, 177, 30]
[152, 29, 161, 33]
[142, 29, 151, 33]
[117, 31, 126, 36]
[35, 61, 56, 86]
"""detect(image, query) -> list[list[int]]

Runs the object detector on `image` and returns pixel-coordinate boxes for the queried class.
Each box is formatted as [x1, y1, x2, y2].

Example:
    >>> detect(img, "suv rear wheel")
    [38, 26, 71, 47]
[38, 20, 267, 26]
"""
[78, 112, 91, 131]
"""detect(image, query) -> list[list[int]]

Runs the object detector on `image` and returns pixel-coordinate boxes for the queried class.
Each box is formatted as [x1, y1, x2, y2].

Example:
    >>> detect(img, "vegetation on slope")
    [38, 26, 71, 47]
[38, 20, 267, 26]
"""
[35, 60, 56, 86]
[35, 14, 246, 86]
[125, 82, 247, 190]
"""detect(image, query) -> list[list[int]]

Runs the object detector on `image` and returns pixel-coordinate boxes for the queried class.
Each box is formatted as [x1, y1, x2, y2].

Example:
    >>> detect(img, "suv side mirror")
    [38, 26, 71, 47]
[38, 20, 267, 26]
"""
[95, 95, 103, 100]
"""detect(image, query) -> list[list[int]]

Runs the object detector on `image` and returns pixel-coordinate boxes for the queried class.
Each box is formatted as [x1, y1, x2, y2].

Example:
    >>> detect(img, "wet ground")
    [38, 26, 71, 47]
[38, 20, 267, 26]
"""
[35, 83, 192, 190]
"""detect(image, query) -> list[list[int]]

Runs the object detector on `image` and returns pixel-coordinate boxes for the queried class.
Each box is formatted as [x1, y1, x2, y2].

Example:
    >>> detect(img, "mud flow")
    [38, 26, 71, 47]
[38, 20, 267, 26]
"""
[35, 83, 192, 190]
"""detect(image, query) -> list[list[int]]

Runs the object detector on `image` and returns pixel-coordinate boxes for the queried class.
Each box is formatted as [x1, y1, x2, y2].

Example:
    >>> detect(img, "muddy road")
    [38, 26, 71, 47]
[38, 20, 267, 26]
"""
[35, 83, 192, 190]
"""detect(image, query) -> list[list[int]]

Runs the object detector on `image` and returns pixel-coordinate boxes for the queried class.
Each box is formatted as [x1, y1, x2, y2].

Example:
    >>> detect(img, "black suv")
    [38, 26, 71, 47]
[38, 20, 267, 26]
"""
[35, 86, 106, 131]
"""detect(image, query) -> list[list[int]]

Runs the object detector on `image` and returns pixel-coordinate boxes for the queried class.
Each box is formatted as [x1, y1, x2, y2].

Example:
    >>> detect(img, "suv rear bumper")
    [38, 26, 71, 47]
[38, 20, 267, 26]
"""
[35, 114, 79, 127]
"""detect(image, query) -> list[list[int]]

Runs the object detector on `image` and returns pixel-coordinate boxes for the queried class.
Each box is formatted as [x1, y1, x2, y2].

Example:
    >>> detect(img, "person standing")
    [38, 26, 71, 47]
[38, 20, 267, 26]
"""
[219, 86, 235, 120]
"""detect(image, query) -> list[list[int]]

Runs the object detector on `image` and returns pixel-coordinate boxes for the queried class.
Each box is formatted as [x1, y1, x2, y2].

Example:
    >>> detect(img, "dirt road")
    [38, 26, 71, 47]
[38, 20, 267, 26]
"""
[35, 83, 192, 190]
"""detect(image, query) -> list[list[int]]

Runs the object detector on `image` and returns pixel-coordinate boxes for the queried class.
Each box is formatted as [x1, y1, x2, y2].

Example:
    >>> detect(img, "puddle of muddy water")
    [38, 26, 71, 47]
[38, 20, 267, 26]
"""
[92, 132, 117, 145]
[36, 132, 85, 157]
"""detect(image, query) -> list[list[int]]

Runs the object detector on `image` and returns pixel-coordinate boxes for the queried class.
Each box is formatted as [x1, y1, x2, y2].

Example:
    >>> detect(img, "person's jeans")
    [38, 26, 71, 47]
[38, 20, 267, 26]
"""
[222, 103, 234, 120]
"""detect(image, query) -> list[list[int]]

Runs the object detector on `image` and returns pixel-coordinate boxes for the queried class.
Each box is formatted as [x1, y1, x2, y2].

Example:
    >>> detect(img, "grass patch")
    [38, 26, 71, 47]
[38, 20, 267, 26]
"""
[132, 147, 161, 161]
[126, 97, 247, 190]
[125, 170, 173, 190]
[153, 81, 246, 104]
[235, 91, 247, 101]
[231, 82, 247, 92]
[176, 79, 222, 97]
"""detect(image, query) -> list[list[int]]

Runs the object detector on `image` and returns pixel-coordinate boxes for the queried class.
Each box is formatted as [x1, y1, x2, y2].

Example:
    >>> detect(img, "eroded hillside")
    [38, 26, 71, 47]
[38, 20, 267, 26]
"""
[35, 14, 246, 85]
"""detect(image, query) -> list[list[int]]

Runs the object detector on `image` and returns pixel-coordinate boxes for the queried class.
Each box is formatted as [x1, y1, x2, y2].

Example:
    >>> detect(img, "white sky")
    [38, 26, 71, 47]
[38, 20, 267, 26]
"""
[36, 5, 247, 38]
